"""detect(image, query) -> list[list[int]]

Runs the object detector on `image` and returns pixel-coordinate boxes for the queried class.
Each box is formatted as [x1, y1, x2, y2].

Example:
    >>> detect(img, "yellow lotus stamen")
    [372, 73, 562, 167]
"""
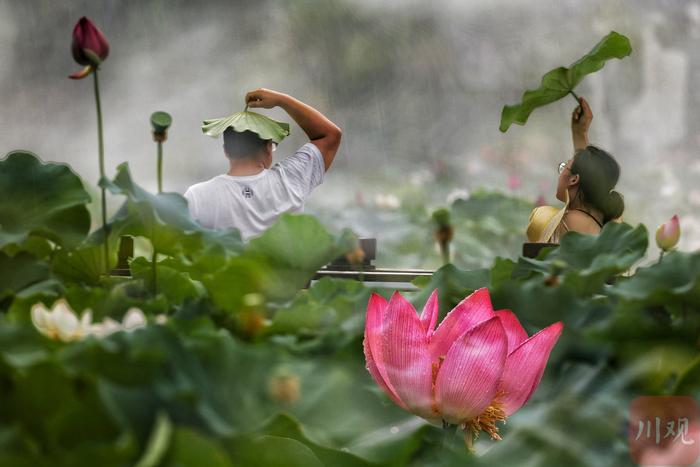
[462, 392, 508, 448]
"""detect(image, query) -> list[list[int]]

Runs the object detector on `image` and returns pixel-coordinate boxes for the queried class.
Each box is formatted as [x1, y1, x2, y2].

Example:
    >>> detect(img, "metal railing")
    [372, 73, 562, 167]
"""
[111, 236, 435, 287]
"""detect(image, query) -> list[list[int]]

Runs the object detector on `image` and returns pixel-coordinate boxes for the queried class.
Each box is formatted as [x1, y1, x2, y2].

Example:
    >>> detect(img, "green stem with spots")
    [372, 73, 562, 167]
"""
[157, 141, 163, 193]
[93, 69, 109, 273]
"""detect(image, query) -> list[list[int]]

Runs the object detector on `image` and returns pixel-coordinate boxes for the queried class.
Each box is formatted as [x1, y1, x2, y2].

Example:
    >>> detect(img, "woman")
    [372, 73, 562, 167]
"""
[527, 97, 624, 244]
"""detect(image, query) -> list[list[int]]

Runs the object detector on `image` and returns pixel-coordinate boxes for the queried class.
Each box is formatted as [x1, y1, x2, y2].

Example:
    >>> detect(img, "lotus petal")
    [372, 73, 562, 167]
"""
[69, 64, 94, 80]
[381, 292, 434, 420]
[498, 321, 564, 416]
[419, 290, 439, 337]
[495, 310, 529, 354]
[435, 317, 508, 424]
[122, 307, 147, 331]
[31, 303, 51, 335]
[363, 293, 407, 409]
[430, 288, 495, 362]
[91, 318, 121, 338]
[53, 301, 81, 341]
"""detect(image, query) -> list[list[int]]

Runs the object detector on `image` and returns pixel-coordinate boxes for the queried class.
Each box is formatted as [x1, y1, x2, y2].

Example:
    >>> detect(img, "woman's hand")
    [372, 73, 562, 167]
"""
[245, 88, 288, 109]
[571, 96, 592, 151]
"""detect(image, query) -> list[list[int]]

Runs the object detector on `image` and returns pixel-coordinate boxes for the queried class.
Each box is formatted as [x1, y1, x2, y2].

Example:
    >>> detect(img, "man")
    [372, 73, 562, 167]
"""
[184, 88, 342, 240]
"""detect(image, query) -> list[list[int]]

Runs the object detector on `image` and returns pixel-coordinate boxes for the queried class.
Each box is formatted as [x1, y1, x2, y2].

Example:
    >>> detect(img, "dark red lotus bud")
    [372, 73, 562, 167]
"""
[71, 17, 109, 67]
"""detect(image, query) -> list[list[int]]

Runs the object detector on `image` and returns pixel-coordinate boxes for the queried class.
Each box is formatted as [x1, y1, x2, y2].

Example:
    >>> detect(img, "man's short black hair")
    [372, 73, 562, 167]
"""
[223, 128, 268, 159]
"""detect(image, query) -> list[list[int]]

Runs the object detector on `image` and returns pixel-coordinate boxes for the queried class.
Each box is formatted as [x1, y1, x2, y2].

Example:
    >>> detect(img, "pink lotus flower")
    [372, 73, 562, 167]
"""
[69, 17, 109, 79]
[363, 288, 562, 443]
[656, 215, 681, 252]
[507, 174, 522, 191]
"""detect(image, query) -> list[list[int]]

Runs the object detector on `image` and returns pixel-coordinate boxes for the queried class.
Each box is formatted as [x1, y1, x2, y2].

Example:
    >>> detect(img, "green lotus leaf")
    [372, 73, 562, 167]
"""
[244, 215, 357, 301]
[672, 355, 700, 396]
[131, 257, 203, 305]
[227, 435, 323, 467]
[52, 243, 115, 286]
[0, 151, 91, 250]
[162, 427, 232, 467]
[101, 163, 243, 257]
[202, 215, 356, 310]
[513, 222, 648, 296]
[2, 236, 54, 260]
[202, 110, 290, 143]
[0, 320, 51, 368]
[265, 278, 371, 353]
[0, 252, 51, 304]
[608, 250, 700, 306]
[251, 413, 372, 467]
[499, 31, 632, 132]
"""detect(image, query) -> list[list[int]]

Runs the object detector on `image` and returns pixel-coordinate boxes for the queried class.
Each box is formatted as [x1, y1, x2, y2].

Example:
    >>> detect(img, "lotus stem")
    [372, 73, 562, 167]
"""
[154, 137, 163, 294]
[441, 420, 462, 452]
[157, 140, 163, 193]
[441, 420, 450, 450]
[440, 242, 450, 265]
[152, 248, 158, 296]
[569, 90, 581, 103]
[93, 69, 109, 273]
[435, 225, 454, 265]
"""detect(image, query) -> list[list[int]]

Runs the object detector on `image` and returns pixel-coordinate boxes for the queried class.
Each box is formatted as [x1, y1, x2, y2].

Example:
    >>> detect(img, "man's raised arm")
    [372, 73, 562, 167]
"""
[245, 88, 342, 171]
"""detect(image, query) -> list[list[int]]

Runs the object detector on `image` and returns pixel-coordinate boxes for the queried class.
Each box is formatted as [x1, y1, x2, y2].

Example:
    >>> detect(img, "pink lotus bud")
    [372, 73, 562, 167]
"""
[363, 289, 563, 445]
[69, 17, 109, 79]
[656, 215, 681, 251]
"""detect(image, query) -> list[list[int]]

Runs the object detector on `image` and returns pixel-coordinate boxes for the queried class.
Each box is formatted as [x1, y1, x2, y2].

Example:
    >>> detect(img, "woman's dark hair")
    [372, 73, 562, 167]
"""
[223, 128, 268, 159]
[570, 145, 624, 223]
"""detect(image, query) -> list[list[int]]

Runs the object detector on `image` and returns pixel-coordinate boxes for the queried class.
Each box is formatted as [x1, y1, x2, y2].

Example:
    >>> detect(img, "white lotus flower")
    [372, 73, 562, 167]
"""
[91, 308, 147, 336]
[31, 299, 92, 342]
[32, 300, 148, 342]
[122, 307, 147, 331]
[90, 317, 122, 338]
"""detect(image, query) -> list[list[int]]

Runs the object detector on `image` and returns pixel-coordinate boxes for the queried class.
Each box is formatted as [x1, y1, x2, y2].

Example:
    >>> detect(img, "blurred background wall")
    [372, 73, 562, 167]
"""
[1, 0, 699, 252]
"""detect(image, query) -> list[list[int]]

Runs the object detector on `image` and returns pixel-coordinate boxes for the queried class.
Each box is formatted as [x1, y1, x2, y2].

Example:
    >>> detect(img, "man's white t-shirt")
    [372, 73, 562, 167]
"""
[184, 142, 325, 240]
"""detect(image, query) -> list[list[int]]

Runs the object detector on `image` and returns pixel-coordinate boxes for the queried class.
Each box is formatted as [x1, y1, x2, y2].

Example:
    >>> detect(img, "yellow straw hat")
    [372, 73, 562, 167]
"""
[526, 192, 569, 243]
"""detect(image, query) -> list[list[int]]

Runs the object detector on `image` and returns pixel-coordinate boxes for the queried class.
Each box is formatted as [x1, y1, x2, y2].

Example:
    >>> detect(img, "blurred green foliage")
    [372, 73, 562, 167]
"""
[1, 151, 699, 466]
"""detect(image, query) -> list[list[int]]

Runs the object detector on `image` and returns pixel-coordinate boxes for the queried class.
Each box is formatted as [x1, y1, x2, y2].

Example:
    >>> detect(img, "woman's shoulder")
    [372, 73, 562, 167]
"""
[562, 209, 601, 234]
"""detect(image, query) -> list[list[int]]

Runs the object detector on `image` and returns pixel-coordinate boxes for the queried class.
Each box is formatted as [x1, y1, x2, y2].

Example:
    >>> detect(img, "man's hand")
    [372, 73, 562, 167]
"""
[244, 88, 342, 171]
[245, 88, 286, 109]
[571, 96, 592, 151]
